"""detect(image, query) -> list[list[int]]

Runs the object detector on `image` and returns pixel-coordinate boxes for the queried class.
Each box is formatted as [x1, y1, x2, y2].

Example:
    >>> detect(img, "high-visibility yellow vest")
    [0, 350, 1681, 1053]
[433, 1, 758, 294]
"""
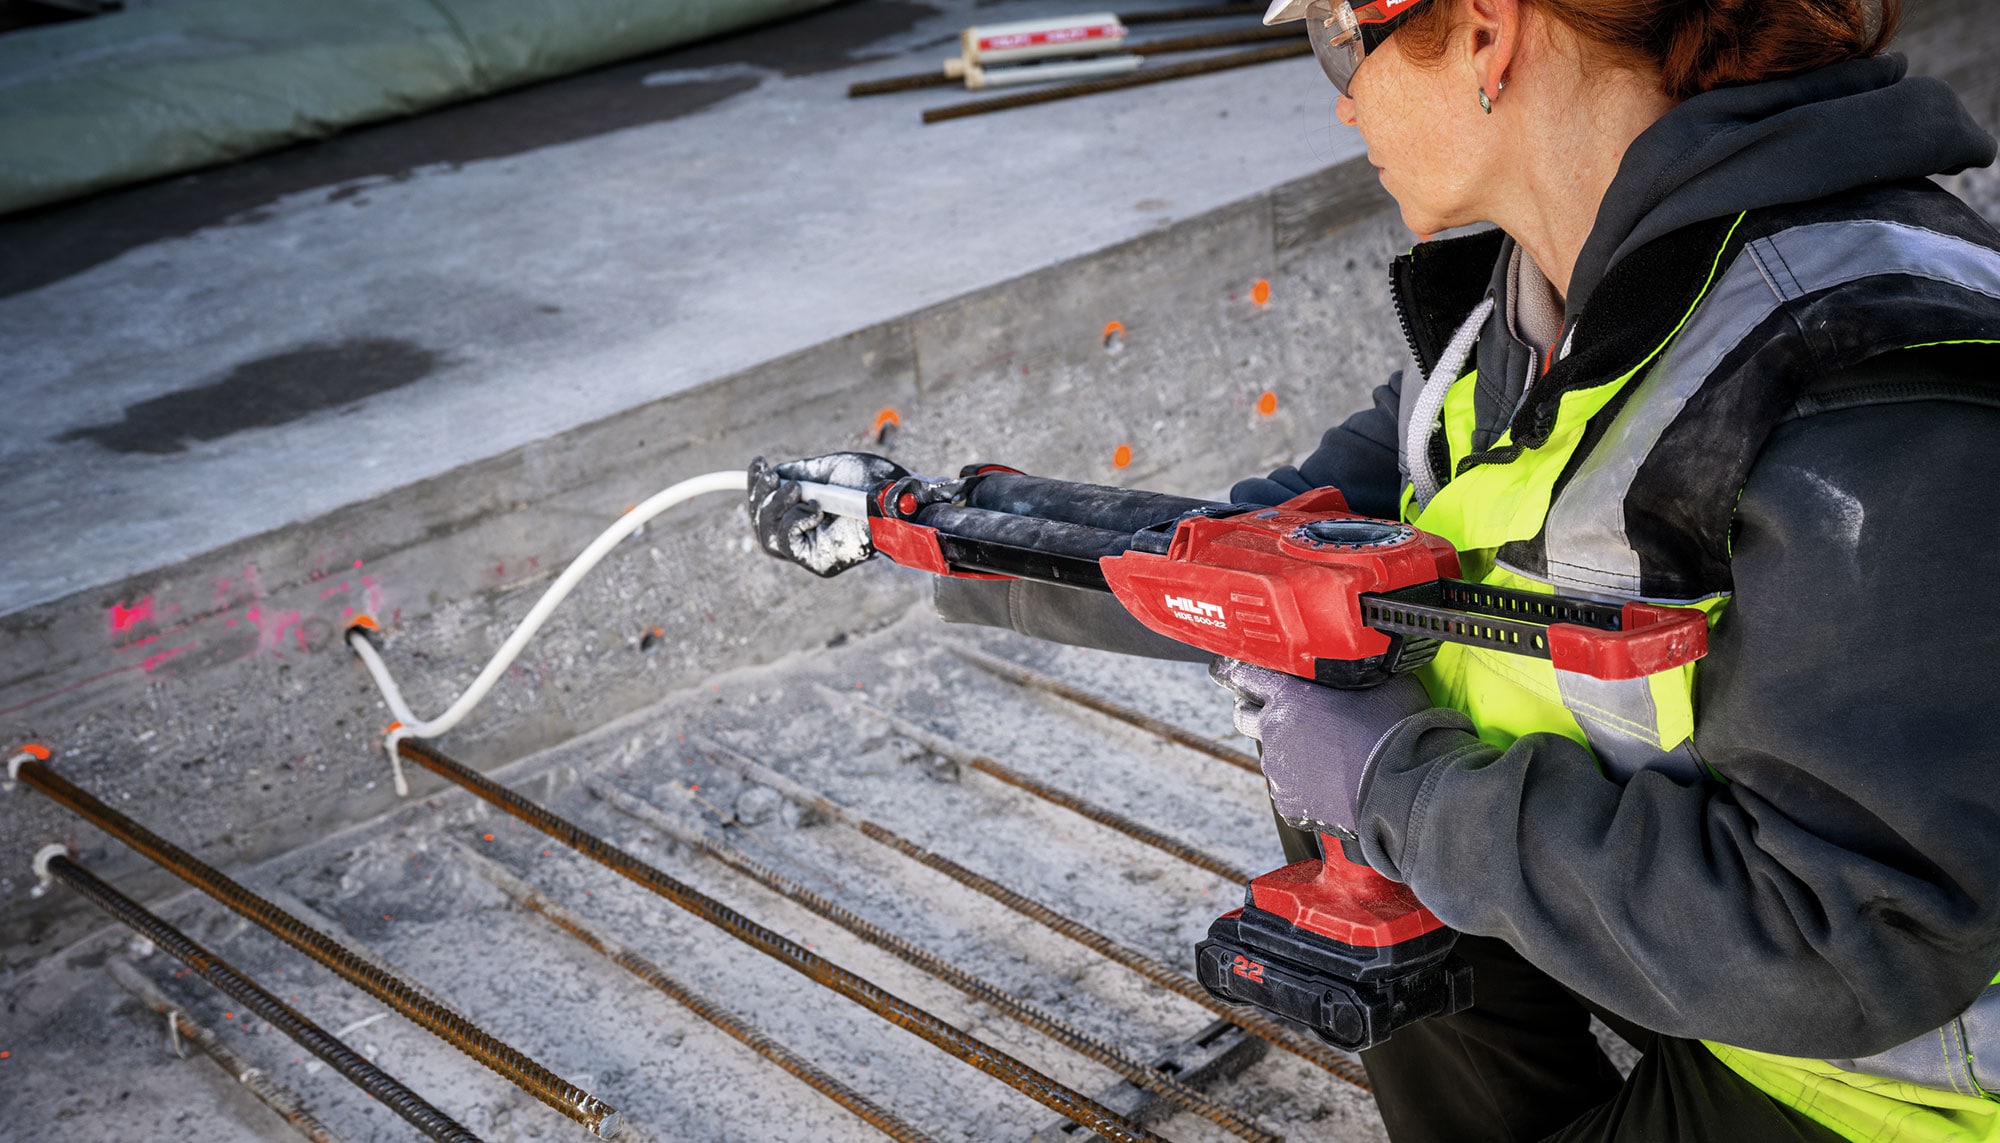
[1395, 208, 2000, 1142]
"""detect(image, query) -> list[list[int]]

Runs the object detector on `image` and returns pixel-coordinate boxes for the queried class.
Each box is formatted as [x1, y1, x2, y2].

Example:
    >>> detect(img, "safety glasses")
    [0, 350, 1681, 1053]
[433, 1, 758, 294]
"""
[1302, 0, 1431, 96]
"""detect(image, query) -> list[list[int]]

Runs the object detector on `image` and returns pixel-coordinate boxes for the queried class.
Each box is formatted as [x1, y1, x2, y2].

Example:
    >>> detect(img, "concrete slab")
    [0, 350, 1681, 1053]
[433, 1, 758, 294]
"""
[1, 0, 1994, 1007]
[0, 615, 1391, 1141]
[0, 0, 1357, 616]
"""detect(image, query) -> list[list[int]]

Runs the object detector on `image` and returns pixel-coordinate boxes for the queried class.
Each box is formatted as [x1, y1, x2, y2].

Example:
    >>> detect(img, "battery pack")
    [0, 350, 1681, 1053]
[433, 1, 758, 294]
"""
[1197, 904, 1472, 1052]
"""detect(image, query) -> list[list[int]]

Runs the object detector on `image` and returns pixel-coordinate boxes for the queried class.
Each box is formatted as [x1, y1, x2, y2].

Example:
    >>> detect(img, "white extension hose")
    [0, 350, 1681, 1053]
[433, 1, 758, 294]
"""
[346, 469, 869, 795]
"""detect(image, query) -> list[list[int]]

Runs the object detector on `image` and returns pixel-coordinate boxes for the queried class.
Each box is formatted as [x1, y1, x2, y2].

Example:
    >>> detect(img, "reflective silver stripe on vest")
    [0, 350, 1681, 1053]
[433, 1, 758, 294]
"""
[1535, 220, 2000, 600]
[1552, 672, 1704, 783]
[1518, 219, 2000, 1097]
[1825, 983, 2000, 1098]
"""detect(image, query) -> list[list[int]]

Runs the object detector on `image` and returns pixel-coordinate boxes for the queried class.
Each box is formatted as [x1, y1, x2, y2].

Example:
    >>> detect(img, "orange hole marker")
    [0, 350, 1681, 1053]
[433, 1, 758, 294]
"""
[873, 407, 902, 435]
[1257, 390, 1279, 416]
[1250, 279, 1272, 306]
[17, 744, 50, 762]
[482, 833, 495, 842]
[1112, 444, 1133, 469]
[1101, 320, 1126, 347]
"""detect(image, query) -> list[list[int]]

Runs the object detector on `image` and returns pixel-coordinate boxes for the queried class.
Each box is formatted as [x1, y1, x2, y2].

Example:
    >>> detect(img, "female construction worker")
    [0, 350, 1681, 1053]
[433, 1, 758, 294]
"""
[751, 0, 2000, 1138]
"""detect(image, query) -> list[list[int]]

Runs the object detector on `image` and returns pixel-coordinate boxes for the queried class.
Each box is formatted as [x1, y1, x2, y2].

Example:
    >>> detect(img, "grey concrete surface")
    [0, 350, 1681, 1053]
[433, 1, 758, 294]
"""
[0, 0, 1357, 615]
[0, 168, 1414, 967]
[0, 616, 1391, 1142]
[0, 0, 1995, 1103]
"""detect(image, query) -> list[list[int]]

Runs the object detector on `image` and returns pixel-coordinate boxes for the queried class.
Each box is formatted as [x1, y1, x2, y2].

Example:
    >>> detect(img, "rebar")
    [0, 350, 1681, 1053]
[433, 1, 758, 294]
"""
[840, 692, 1253, 884]
[108, 958, 350, 1143]
[951, 646, 1262, 775]
[923, 42, 1312, 124]
[9, 757, 619, 1138]
[694, 737, 1371, 1092]
[848, 25, 1294, 98]
[40, 851, 478, 1143]
[451, 839, 939, 1143]
[591, 781, 1281, 1143]
[394, 738, 1165, 1143]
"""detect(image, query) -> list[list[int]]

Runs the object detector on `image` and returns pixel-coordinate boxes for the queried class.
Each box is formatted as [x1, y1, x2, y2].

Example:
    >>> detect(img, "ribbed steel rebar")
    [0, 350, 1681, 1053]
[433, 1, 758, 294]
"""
[591, 781, 1280, 1143]
[43, 853, 479, 1143]
[694, 738, 1372, 1092]
[394, 739, 1164, 1143]
[10, 758, 619, 1138]
[107, 958, 349, 1143]
[849, 25, 1294, 98]
[951, 646, 1263, 774]
[923, 42, 1312, 124]
[844, 694, 1254, 884]
[451, 840, 939, 1143]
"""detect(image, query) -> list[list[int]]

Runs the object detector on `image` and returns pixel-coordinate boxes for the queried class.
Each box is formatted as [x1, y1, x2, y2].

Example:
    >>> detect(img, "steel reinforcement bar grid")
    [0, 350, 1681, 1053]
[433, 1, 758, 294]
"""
[7, 753, 619, 1138]
[841, 692, 1254, 884]
[394, 738, 1164, 1143]
[450, 838, 940, 1143]
[592, 780, 1279, 1143]
[692, 737, 1371, 1091]
[949, 646, 1263, 775]
[39, 849, 478, 1143]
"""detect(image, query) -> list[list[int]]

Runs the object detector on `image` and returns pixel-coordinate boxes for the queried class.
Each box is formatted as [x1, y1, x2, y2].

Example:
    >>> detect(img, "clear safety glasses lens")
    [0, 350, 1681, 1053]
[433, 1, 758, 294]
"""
[1304, 0, 1365, 95]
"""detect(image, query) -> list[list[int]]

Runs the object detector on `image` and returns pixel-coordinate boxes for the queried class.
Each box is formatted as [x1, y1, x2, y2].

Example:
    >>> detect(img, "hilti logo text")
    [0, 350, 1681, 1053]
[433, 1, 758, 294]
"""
[1164, 595, 1228, 629]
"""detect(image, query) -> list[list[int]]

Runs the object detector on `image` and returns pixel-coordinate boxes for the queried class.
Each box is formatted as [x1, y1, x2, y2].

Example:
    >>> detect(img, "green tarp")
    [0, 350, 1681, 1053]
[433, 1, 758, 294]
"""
[0, 0, 838, 216]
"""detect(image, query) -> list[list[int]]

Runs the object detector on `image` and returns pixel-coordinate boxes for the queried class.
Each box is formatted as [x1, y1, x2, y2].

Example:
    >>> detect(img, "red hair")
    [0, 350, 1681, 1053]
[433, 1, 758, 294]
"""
[1397, 0, 1902, 100]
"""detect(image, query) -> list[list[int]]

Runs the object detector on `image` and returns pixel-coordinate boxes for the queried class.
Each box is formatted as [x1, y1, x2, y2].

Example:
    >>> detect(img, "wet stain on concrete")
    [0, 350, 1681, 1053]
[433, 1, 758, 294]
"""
[57, 338, 441, 454]
[0, 1, 942, 299]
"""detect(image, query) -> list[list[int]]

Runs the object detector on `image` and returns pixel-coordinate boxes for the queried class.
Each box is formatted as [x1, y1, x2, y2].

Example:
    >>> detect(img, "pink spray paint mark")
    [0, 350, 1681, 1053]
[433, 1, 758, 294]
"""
[318, 581, 351, 601]
[261, 609, 304, 651]
[109, 597, 154, 634]
[142, 645, 194, 673]
[354, 559, 364, 569]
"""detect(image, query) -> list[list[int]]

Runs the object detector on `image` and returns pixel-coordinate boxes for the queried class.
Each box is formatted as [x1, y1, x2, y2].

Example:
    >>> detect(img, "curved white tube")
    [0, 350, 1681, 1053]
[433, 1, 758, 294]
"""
[348, 469, 749, 795]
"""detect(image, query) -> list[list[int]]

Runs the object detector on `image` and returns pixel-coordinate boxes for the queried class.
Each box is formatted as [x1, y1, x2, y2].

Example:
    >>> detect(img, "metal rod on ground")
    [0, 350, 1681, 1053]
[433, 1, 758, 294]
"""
[107, 958, 350, 1143]
[950, 646, 1262, 775]
[32, 848, 477, 1143]
[589, 781, 1280, 1143]
[849, 25, 1295, 97]
[7, 753, 619, 1139]
[448, 839, 939, 1143]
[691, 737, 1370, 1091]
[393, 739, 1164, 1143]
[830, 688, 1254, 884]
[924, 42, 1311, 124]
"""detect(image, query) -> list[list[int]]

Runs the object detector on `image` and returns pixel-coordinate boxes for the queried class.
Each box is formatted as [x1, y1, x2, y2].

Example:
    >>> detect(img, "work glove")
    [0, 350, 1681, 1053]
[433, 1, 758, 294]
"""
[747, 452, 907, 578]
[1210, 659, 1432, 838]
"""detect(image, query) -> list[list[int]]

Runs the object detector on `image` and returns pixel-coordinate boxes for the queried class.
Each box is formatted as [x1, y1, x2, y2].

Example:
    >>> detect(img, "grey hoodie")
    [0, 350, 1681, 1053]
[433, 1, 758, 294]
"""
[1347, 58, 2000, 1056]
[943, 56, 2000, 1056]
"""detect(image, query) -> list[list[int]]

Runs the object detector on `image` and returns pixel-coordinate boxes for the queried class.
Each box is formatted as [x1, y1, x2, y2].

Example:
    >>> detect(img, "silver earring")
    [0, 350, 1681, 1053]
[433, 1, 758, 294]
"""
[1479, 87, 1493, 114]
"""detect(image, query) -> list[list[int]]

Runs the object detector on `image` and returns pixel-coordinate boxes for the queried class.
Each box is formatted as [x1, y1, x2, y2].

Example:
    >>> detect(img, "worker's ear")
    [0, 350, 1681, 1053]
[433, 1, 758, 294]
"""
[1459, 0, 1521, 105]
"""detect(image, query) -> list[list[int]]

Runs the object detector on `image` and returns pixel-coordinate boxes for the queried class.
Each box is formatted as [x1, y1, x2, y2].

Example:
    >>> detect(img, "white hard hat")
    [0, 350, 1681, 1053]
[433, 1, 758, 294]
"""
[1263, 0, 1313, 23]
